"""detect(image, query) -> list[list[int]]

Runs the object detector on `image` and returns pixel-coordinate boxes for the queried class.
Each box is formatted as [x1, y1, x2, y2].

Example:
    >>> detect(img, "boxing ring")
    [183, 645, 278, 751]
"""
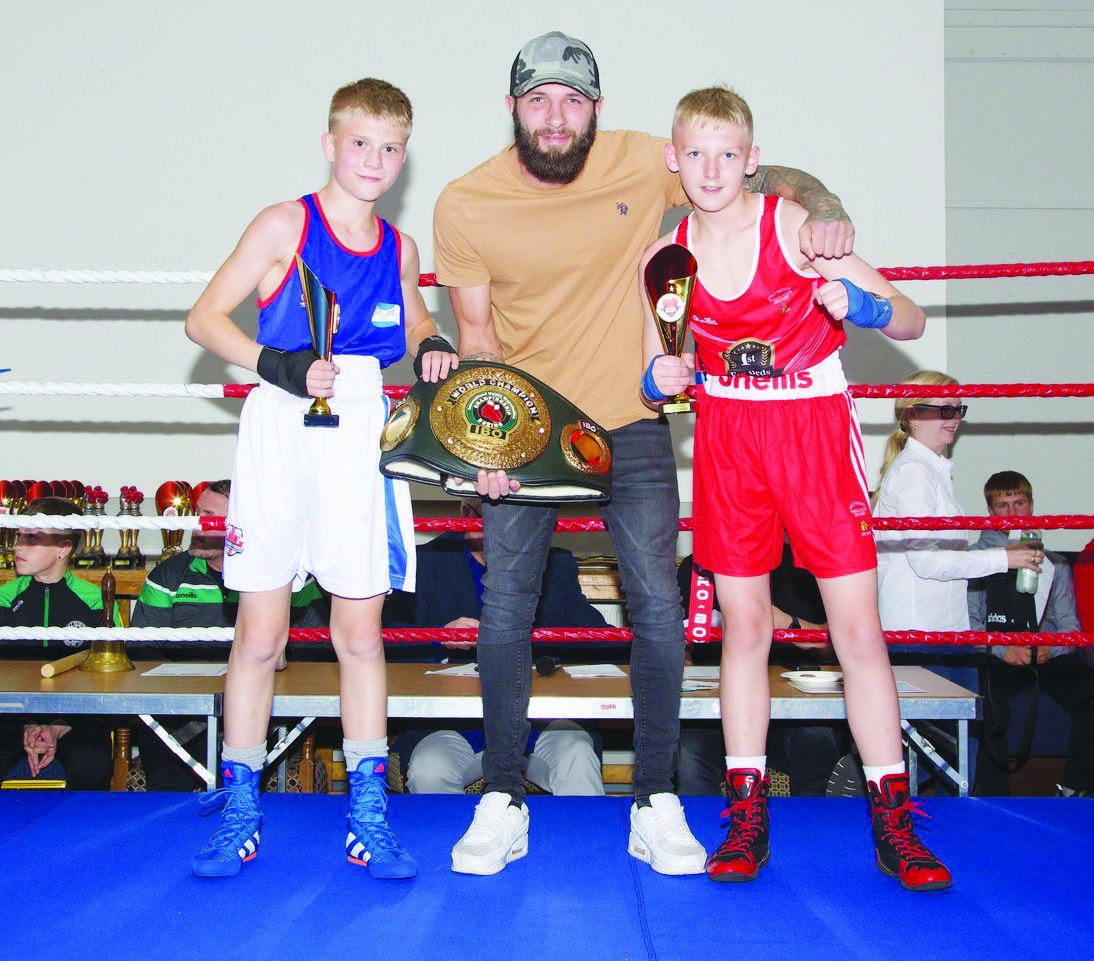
[1, 261, 1093, 960]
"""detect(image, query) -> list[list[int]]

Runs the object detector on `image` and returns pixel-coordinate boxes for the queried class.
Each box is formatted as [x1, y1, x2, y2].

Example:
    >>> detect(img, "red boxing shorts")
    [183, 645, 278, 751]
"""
[693, 355, 876, 579]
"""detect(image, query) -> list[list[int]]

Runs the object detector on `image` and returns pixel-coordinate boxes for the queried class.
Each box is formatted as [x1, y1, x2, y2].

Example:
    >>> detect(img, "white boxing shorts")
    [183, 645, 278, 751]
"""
[223, 354, 416, 598]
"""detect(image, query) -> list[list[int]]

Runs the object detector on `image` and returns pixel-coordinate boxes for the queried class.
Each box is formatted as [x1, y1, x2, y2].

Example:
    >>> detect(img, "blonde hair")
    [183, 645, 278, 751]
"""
[872, 370, 960, 507]
[328, 78, 412, 133]
[672, 85, 753, 139]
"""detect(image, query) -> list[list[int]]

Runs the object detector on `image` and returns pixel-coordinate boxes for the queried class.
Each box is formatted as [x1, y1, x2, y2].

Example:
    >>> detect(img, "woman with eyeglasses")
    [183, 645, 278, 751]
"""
[872, 370, 1042, 792]
[874, 370, 1041, 629]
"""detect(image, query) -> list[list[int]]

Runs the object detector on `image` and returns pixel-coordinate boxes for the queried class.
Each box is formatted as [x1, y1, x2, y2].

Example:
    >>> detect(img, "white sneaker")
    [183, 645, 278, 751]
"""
[628, 793, 706, 875]
[451, 792, 530, 875]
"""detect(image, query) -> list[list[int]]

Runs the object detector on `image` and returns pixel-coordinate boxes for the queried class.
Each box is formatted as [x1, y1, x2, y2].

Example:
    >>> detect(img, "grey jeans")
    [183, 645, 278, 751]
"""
[477, 418, 685, 800]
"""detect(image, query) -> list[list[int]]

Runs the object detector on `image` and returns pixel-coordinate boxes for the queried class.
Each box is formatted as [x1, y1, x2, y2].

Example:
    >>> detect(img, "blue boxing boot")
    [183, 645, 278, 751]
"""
[346, 757, 417, 879]
[191, 761, 262, 878]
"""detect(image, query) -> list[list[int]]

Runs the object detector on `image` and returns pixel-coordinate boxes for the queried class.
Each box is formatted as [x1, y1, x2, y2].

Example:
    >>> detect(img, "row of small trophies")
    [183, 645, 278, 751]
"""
[0, 479, 204, 570]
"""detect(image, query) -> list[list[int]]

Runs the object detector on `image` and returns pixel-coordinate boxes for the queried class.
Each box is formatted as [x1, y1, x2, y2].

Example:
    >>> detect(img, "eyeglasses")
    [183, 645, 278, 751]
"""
[909, 403, 968, 420]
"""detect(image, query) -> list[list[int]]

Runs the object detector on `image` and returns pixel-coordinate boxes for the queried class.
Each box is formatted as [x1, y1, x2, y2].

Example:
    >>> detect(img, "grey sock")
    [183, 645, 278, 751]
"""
[222, 743, 266, 773]
[344, 737, 387, 774]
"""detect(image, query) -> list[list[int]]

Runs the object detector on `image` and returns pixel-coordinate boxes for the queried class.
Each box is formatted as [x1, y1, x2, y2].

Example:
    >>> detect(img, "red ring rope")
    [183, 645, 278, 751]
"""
[275, 627, 1094, 648]
[196, 514, 1094, 534]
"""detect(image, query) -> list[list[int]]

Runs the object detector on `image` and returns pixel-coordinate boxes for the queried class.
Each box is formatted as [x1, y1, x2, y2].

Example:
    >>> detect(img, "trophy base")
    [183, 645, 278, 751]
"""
[303, 412, 340, 428]
[662, 399, 694, 415]
[111, 553, 145, 570]
[73, 552, 109, 570]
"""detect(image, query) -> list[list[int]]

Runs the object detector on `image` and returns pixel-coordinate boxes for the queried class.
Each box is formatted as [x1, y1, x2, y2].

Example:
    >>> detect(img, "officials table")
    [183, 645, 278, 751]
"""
[0, 662, 978, 794]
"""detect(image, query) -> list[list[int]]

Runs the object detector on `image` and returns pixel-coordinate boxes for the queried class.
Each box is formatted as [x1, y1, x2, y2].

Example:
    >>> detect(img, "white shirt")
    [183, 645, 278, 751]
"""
[874, 437, 1007, 630]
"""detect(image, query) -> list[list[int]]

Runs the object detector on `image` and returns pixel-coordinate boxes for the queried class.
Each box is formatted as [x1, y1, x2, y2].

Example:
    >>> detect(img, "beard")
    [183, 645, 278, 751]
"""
[512, 109, 597, 184]
[189, 533, 224, 562]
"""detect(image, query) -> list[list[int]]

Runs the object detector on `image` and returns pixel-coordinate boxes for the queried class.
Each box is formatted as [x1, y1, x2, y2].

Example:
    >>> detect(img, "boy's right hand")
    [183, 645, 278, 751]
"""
[649, 353, 695, 400]
[256, 346, 338, 398]
[306, 357, 338, 398]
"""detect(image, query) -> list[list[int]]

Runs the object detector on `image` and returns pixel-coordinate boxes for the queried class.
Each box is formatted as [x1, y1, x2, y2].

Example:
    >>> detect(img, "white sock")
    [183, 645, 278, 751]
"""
[863, 761, 905, 786]
[726, 755, 766, 777]
[344, 737, 388, 773]
[222, 743, 266, 773]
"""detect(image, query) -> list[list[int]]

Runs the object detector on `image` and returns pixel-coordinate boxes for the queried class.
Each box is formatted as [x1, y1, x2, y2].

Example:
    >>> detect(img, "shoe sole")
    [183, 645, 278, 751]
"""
[451, 837, 528, 876]
[875, 853, 952, 891]
[627, 831, 707, 876]
[191, 851, 255, 879]
[348, 855, 418, 880]
[706, 850, 770, 883]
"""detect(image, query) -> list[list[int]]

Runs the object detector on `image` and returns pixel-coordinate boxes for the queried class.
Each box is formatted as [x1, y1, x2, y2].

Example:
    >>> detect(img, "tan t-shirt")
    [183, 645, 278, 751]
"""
[433, 130, 687, 431]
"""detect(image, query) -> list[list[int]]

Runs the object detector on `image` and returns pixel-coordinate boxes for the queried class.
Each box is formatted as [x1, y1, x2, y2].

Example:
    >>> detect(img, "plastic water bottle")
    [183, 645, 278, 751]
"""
[1016, 531, 1042, 594]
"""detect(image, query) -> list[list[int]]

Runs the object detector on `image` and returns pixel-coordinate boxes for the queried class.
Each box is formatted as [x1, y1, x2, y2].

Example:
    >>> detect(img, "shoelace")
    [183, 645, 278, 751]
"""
[348, 778, 406, 857]
[197, 786, 259, 851]
[715, 797, 763, 854]
[878, 799, 937, 861]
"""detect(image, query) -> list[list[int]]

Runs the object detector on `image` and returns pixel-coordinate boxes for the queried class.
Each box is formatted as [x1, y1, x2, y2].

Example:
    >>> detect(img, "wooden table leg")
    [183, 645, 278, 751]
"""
[112, 724, 132, 792]
[299, 733, 315, 794]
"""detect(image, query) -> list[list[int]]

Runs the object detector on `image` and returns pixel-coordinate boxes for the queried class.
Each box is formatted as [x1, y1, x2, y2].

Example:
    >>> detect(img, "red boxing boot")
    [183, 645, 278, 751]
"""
[705, 769, 770, 882]
[868, 773, 952, 891]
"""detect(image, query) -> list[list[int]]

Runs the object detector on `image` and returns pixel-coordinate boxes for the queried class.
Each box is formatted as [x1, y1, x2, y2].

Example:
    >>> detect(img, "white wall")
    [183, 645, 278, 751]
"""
[944, 2, 1094, 549]
[1, 2, 946, 554]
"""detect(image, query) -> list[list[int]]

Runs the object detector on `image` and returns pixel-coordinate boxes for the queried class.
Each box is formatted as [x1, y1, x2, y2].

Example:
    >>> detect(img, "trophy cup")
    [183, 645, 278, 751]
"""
[81, 572, 134, 674]
[73, 485, 109, 569]
[155, 481, 192, 561]
[0, 480, 22, 569]
[296, 255, 340, 428]
[113, 486, 145, 570]
[643, 243, 698, 414]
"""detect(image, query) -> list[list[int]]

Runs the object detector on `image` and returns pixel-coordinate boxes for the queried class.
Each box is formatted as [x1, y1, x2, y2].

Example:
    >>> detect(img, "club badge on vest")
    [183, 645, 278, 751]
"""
[371, 303, 401, 328]
[721, 339, 784, 378]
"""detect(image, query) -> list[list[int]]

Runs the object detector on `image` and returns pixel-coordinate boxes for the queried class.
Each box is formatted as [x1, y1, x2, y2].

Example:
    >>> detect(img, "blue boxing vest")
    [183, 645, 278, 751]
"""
[256, 193, 406, 366]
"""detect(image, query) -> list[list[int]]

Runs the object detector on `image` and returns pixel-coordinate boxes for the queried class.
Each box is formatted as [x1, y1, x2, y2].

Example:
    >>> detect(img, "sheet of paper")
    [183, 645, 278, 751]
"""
[141, 664, 227, 677]
[681, 679, 719, 693]
[896, 680, 926, 694]
[683, 666, 720, 680]
[562, 664, 627, 679]
[423, 662, 480, 677]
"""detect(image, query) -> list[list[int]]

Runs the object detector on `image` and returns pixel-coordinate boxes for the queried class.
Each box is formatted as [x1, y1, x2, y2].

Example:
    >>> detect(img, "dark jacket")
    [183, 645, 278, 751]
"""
[382, 532, 618, 663]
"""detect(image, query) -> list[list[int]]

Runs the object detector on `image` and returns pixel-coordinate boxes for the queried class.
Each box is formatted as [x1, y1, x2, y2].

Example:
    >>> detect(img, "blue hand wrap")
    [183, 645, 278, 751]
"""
[837, 278, 892, 329]
[641, 356, 670, 403]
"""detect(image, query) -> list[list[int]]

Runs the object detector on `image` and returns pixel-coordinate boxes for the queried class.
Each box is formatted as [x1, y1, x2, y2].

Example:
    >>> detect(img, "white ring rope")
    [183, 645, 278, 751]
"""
[0, 627, 232, 642]
[0, 382, 228, 398]
[0, 269, 212, 285]
[0, 514, 203, 531]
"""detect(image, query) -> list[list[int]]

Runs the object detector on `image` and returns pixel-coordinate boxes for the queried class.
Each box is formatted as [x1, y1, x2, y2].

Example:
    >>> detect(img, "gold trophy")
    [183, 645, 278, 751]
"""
[113, 486, 146, 570]
[155, 481, 191, 561]
[643, 243, 698, 414]
[73, 485, 109, 569]
[0, 481, 23, 569]
[297, 255, 340, 428]
[81, 572, 134, 674]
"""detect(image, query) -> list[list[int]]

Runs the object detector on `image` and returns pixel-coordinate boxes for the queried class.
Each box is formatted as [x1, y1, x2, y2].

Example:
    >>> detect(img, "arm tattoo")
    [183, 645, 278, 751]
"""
[748, 164, 850, 223]
[461, 350, 503, 363]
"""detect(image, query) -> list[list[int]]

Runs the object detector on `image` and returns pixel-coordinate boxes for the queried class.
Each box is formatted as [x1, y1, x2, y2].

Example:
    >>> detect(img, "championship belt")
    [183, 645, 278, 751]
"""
[379, 362, 612, 504]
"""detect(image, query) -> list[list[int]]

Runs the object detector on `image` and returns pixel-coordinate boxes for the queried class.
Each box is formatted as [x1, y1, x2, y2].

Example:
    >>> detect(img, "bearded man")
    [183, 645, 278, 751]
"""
[432, 30, 855, 877]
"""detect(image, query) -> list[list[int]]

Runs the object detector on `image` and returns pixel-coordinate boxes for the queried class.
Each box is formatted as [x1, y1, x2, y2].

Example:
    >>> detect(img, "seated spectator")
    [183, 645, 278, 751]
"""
[383, 498, 617, 795]
[1074, 536, 1094, 649]
[130, 479, 328, 790]
[873, 371, 1040, 791]
[676, 550, 849, 796]
[968, 471, 1094, 797]
[0, 497, 116, 789]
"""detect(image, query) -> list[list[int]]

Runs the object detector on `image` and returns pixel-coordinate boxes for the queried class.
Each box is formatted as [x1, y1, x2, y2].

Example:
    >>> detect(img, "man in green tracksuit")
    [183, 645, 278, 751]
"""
[0, 496, 117, 789]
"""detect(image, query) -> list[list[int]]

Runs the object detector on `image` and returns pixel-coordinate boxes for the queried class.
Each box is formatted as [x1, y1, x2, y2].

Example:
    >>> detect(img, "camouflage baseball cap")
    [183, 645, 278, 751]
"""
[509, 31, 601, 101]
